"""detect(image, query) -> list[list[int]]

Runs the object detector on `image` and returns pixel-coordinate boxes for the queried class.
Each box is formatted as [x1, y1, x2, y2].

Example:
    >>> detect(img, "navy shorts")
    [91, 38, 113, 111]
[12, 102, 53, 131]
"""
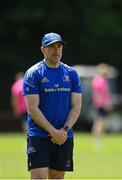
[93, 107, 108, 118]
[27, 136, 74, 171]
[97, 108, 108, 117]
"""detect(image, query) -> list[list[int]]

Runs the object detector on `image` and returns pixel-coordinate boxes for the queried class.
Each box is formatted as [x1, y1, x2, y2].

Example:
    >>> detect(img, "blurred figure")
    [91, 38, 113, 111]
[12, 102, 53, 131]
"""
[91, 63, 112, 148]
[11, 72, 27, 132]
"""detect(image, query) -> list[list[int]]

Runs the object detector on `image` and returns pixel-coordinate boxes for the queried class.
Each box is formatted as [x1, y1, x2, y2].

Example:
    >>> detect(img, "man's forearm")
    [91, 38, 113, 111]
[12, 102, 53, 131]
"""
[64, 106, 81, 128]
[29, 107, 68, 145]
[29, 106, 55, 134]
[63, 93, 82, 129]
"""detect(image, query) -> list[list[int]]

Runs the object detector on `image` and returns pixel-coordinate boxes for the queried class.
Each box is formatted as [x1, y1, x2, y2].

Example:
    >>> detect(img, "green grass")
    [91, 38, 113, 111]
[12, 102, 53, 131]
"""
[0, 132, 122, 179]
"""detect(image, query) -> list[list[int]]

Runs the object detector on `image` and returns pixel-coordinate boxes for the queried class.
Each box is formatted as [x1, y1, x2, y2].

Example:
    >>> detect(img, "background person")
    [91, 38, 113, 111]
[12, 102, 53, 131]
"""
[23, 32, 82, 179]
[91, 63, 112, 148]
[11, 72, 27, 132]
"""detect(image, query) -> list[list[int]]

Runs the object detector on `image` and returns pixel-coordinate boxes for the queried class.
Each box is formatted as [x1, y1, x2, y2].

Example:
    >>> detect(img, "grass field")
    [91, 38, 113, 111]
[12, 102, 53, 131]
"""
[0, 132, 122, 179]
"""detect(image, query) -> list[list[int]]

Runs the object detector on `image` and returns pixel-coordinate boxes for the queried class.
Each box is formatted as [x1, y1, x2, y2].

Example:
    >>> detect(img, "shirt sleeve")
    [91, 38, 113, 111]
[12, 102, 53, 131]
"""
[23, 69, 40, 95]
[70, 69, 83, 93]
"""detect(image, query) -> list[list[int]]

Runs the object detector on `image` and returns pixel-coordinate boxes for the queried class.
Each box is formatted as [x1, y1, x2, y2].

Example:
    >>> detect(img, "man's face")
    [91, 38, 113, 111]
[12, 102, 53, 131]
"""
[41, 42, 63, 64]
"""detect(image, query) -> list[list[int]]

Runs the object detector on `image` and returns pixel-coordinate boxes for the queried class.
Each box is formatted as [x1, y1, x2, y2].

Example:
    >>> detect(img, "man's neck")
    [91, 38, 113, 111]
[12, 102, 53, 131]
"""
[44, 59, 60, 68]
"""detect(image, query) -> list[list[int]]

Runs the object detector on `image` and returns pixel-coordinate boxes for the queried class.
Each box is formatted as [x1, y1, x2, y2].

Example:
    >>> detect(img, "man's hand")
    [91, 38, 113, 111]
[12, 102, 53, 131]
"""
[50, 128, 68, 145]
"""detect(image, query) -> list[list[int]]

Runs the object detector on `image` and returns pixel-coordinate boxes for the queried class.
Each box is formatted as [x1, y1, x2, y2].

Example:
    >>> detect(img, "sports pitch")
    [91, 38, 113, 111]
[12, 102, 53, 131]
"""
[0, 132, 122, 179]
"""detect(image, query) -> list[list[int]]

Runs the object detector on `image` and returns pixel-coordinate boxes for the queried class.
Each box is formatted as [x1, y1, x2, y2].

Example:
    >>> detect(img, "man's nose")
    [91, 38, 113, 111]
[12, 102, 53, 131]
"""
[55, 47, 60, 52]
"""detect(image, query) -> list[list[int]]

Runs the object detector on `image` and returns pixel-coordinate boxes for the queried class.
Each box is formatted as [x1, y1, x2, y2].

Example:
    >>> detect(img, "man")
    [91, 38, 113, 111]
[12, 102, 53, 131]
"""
[91, 63, 111, 148]
[23, 32, 82, 179]
[11, 72, 27, 132]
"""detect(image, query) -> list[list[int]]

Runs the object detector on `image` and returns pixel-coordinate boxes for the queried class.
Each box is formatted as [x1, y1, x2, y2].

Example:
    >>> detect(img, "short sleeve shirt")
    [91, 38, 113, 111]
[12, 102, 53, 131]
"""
[23, 60, 82, 138]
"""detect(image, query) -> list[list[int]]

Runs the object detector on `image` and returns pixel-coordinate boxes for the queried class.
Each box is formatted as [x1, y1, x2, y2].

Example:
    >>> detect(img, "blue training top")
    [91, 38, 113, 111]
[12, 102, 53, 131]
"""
[23, 60, 82, 138]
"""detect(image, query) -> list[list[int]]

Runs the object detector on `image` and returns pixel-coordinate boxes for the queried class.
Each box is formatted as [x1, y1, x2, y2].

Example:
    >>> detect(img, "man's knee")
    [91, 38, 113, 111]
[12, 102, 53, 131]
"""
[30, 167, 48, 179]
[48, 169, 65, 179]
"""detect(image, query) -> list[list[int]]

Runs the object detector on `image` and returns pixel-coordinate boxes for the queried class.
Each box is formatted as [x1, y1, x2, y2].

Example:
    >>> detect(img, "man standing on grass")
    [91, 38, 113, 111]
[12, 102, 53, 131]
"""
[11, 72, 27, 132]
[23, 32, 82, 179]
[91, 63, 112, 148]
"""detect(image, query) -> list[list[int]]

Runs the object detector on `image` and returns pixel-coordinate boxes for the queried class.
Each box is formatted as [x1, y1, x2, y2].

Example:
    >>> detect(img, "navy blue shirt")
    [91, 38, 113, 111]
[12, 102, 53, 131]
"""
[23, 60, 82, 138]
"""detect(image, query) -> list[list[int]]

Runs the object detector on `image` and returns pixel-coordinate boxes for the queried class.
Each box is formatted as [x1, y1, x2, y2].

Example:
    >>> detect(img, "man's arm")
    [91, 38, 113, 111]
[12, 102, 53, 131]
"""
[11, 95, 20, 117]
[63, 93, 82, 129]
[24, 94, 67, 144]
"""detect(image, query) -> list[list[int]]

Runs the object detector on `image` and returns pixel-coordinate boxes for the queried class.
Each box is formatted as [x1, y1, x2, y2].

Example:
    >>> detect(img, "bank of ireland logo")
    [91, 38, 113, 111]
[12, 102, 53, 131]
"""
[54, 83, 59, 88]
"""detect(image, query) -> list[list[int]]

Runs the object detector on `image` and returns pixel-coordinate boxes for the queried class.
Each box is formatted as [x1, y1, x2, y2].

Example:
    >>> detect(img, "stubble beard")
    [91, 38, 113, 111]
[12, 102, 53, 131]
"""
[51, 58, 60, 67]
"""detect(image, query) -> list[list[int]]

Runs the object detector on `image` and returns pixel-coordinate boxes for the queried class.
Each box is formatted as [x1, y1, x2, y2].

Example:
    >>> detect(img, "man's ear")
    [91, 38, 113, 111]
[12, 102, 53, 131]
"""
[40, 47, 44, 54]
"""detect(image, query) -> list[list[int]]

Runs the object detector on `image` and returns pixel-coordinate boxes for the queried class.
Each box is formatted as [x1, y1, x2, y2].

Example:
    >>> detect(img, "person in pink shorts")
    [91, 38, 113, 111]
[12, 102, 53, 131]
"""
[11, 72, 27, 132]
[91, 63, 112, 148]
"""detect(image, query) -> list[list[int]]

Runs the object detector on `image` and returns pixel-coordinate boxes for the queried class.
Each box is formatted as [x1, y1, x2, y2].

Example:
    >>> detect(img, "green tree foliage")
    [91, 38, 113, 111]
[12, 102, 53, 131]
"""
[1, 0, 122, 67]
[0, 0, 122, 109]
